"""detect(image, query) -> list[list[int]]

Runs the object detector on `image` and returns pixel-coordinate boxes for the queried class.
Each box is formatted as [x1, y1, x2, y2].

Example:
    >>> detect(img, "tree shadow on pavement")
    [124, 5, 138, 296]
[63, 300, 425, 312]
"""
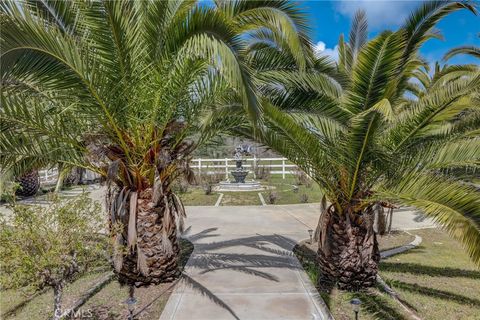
[176, 228, 306, 319]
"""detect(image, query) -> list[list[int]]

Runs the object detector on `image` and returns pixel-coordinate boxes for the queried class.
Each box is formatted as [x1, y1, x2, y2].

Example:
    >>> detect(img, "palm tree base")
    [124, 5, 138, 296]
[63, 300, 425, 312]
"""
[317, 214, 380, 291]
[114, 194, 181, 287]
[116, 249, 181, 287]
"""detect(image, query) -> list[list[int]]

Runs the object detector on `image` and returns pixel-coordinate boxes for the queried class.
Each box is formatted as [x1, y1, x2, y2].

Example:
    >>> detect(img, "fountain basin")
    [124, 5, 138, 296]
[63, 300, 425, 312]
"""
[231, 170, 249, 183]
[215, 180, 265, 192]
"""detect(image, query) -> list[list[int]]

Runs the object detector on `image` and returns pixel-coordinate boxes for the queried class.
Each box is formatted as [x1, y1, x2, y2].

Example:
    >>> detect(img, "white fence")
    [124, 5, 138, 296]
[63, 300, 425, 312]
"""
[191, 157, 298, 179]
[38, 157, 299, 184]
[39, 168, 59, 185]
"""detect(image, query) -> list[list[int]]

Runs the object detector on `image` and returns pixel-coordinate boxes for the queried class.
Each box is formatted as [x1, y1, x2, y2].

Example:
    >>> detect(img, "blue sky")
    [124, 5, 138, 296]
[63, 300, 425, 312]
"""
[300, 0, 479, 65]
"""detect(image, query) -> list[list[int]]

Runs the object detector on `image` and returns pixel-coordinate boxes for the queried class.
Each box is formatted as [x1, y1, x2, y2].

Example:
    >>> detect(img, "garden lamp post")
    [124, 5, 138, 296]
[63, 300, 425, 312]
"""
[308, 229, 314, 243]
[126, 296, 137, 320]
[350, 298, 361, 320]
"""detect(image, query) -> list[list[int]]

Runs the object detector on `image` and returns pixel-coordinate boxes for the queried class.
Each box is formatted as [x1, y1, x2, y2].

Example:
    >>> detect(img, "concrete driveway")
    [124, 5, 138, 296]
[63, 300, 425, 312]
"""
[159, 204, 435, 320]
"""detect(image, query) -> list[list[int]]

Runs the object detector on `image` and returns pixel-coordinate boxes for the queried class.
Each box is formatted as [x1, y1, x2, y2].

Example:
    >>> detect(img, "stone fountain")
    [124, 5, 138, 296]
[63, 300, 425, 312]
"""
[215, 146, 264, 191]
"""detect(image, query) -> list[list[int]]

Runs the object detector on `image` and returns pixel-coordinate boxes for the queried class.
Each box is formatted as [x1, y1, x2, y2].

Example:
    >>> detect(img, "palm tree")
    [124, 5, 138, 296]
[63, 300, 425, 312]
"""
[239, 2, 480, 290]
[0, 0, 310, 286]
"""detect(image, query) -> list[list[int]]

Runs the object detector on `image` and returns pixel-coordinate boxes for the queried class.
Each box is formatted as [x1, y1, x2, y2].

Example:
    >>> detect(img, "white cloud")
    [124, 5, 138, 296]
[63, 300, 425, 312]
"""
[314, 41, 340, 61]
[314, 41, 326, 52]
[334, 0, 420, 29]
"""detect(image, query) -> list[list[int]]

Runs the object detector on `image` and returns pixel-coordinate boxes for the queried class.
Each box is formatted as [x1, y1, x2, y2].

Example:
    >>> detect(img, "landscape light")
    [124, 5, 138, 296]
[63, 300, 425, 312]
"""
[126, 296, 137, 320]
[308, 229, 314, 243]
[350, 298, 362, 320]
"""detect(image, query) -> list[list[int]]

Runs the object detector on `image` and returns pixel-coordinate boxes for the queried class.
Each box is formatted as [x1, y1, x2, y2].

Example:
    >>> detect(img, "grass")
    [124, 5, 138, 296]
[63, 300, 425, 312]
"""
[1, 271, 110, 320]
[177, 187, 218, 206]
[380, 228, 480, 320]
[260, 175, 322, 205]
[220, 191, 262, 206]
[378, 231, 415, 252]
[175, 175, 324, 206]
[294, 228, 480, 320]
[1, 239, 194, 320]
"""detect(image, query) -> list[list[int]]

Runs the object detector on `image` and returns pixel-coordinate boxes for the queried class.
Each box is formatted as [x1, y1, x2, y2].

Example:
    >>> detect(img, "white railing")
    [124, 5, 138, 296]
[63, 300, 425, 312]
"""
[39, 168, 59, 185]
[191, 157, 298, 179]
[38, 157, 299, 184]
[38, 168, 100, 186]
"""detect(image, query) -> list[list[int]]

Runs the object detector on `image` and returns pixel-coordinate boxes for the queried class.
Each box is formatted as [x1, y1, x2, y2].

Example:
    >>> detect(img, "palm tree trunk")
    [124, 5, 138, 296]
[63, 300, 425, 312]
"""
[387, 207, 394, 234]
[116, 191, 180, 286]
[317, 210, 380, 291]
[55, 163, 65, 193]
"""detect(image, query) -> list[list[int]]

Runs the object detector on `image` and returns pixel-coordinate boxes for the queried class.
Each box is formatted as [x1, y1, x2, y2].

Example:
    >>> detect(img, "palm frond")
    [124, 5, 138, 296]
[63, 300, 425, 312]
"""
[349, 10, 368, 59]
[345, 32, 404, 113]
[443, 45, 480, 61]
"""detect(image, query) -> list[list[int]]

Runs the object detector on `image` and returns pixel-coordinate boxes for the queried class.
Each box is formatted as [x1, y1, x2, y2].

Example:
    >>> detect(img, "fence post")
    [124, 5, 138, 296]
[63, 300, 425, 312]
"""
[225, 158, 229, 180]
[282, 158, 286, 179]
[253, 155, 257, 179]
[198, 159, 202, 176]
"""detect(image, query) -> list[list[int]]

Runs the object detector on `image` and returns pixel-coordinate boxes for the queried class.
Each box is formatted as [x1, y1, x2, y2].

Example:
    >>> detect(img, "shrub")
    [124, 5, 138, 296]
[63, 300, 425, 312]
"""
[294, 170, 312, 188]
[201, 173, 223, 195]
[0, 194, 108, 319]
[300, 193, 309, 203]
[268, 191, 278, 204]
[204, 184, 213, 195]
[294, 170, 308, 185]
[0, 180, 19, 204]
[254, 163, 271, 181]
[172, 180, 189, 193]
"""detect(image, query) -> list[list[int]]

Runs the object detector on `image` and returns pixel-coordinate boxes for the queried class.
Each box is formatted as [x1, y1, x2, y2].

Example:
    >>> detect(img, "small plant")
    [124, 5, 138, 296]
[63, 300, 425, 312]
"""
[204, 184, 213, 195]
[201, 173, 223, 195]
[294, 170, 309, 186]
[300, 193, 309, 203]
[0, 180, 19, 204]
[268, 191, 278, 204]
[255, 163, 271, 181]
[172, 180, 189, 193]
[0, 194, 108, 319]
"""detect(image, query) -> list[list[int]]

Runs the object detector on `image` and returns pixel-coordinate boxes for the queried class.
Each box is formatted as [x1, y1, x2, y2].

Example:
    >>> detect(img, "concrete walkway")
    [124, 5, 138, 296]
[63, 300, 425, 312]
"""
[159, 204, 435, 320]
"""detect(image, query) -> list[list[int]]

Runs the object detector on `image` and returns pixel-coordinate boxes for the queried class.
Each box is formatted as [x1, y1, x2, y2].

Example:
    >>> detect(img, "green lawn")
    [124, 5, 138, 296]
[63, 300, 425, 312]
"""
[1, 271, 111, 320]
[381, 228, 480, 320]
[260, 175, 322, 204]
[177, 187, 218, 206]
[175, 175, 324, 206]
[294, 228, 480, 320]
[221, 191, 262, 206]
[1, 240, 194, 320]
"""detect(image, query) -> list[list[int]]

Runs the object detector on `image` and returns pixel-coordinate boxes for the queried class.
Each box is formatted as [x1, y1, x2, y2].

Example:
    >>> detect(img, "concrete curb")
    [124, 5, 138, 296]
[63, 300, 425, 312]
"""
[258, 192, 266, 206]
[380, 232, 422, 259]
[214, 193, 224, 207]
